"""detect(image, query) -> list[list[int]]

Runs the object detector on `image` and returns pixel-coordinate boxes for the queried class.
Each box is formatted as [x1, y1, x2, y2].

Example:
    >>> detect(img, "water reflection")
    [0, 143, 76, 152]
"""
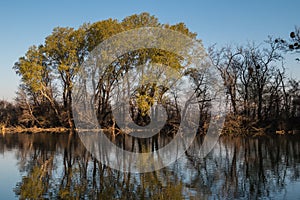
[1, 133, 300, 199]
[185, 136, 300, 199]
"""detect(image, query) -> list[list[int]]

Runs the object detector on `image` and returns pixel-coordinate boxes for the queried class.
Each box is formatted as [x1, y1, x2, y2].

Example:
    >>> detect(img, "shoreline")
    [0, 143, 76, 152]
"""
[1, 126, 69, 134]
[1, 125, 300, 137]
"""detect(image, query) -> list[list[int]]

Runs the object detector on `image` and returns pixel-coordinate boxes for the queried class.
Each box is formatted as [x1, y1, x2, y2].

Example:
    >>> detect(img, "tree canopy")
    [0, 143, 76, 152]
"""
[12, 12, 201, 130]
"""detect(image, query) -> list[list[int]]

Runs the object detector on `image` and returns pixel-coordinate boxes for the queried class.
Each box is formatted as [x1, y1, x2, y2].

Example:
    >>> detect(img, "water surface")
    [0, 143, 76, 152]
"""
[1, 133, 300, 199]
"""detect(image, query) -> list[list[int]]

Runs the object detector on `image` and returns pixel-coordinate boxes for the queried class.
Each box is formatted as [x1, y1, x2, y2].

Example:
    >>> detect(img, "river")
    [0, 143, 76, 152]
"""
[1, 132, 300, 199]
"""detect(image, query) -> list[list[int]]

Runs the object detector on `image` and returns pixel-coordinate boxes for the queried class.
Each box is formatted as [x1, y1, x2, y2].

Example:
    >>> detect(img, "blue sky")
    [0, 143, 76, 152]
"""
[0, 0, 299, 100]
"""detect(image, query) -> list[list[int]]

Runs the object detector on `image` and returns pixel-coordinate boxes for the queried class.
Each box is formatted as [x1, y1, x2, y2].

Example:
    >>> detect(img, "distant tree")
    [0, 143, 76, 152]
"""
[0, 100, 19, 127]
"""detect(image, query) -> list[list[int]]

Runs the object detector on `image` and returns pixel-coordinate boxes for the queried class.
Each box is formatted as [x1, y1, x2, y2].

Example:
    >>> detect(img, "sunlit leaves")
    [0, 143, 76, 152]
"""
[13, 12, 202, 128]
[14, 45, 48, 93]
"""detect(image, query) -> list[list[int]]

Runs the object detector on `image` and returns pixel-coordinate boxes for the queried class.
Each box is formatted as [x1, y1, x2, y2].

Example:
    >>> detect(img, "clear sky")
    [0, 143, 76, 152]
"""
[0, 0, 299, 100]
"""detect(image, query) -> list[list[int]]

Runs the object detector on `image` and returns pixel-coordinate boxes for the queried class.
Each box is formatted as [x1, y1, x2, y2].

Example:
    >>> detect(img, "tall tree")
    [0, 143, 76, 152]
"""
[44, 26, 87, 129]
[14, 45, 60, 127]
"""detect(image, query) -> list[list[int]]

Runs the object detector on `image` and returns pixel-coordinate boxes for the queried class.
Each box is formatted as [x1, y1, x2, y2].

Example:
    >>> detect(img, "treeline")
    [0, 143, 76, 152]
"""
[0, 13, 300, 135]
[208, 41, 300, 134]
[2, 13, 198, 130]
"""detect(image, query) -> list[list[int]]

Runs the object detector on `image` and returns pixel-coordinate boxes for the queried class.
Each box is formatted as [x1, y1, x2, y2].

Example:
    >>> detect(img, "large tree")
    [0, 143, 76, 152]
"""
[14, 13, 204, 130]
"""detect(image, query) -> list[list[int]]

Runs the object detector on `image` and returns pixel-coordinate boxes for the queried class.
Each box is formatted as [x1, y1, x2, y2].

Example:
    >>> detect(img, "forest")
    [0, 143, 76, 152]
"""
[0, 12, 300, 136]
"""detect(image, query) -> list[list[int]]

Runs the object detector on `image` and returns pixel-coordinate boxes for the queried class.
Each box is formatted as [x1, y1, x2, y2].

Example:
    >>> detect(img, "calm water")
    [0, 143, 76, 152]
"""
[1, 132, 300, 199]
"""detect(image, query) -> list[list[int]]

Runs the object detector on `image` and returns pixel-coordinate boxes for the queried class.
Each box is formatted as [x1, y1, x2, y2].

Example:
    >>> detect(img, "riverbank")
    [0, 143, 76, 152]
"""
[2, 123, 300, 137]
[1, 126, 69, 134]
[0, 125, 118, 135]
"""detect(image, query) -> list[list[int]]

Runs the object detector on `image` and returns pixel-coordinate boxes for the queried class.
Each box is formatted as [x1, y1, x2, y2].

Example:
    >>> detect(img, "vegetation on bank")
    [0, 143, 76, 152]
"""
[0, 13, 300, 136]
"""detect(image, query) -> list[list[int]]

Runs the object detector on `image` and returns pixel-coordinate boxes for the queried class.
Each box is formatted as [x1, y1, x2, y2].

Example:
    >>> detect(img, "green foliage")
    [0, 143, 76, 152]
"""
[87, 18, 122, 51]
[18, 166, 46, 199]
[44, 26, 87, 77]
[14, 45, 47, 93]
[13, 12, 201, 128]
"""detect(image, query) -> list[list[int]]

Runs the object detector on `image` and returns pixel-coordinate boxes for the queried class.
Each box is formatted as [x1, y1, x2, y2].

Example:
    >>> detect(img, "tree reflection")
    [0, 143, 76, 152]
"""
[4, 133, 185, 199]
[1, 133, 300, 199]
[185, 135, 300, 199]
